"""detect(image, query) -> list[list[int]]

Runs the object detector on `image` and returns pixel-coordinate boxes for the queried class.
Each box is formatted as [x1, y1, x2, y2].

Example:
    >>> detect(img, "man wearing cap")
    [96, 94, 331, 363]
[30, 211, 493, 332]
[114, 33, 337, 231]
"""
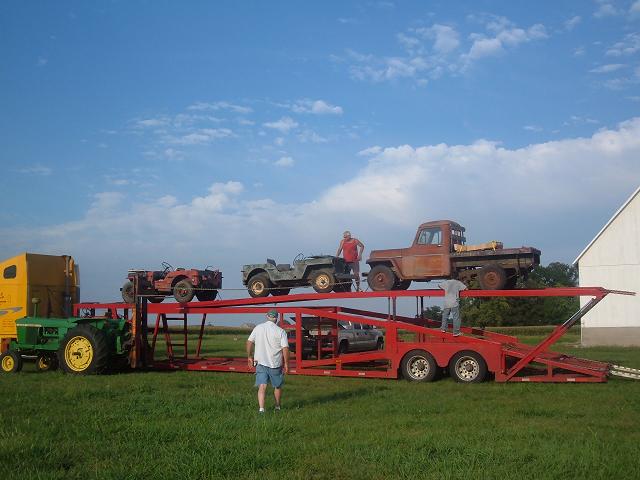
[336, 231, 365, 291]
[246, 309, 290, 413]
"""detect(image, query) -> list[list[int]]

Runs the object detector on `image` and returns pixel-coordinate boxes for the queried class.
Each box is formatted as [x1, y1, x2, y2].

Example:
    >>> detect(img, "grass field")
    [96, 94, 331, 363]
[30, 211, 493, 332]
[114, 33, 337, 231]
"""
[1, 330, 639, 480]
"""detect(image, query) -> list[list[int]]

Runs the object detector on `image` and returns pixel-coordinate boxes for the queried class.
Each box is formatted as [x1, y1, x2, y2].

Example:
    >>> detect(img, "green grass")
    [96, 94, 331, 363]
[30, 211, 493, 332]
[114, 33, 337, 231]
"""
[1, 333, 639, 480]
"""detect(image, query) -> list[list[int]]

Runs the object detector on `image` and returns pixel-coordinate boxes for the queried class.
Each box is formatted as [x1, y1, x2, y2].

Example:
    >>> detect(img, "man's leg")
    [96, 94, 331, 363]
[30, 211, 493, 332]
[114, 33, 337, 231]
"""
[451, 307, 461, 335]
[351, 262, 361, 290]
[257, 384, 267, 410]
[274, 387, 282, 409]
[441, 308, 451, 331]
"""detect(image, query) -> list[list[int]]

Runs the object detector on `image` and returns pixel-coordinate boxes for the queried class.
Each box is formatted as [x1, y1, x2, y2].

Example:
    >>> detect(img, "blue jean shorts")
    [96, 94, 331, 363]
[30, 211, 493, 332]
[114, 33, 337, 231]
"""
[255, 364, 284, 388]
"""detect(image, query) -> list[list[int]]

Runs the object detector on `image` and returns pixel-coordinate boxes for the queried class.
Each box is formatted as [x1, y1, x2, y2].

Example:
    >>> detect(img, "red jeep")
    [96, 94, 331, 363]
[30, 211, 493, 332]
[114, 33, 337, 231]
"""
[121, 262, 222, 303]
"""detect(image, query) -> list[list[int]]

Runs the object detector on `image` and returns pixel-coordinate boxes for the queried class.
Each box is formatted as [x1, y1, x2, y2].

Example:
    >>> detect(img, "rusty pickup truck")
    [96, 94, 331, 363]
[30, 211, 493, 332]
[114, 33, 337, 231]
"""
[365, 220, 541, 290]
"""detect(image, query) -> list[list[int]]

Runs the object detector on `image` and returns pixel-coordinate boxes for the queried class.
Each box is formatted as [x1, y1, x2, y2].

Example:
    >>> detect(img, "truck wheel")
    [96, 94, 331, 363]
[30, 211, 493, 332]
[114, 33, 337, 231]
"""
[173, 279, 195, 303]
[121, 281, 135, 303]
[401, 349, 437, 382]
[36, 353, 58, 372]
[271, 289, 290, 296]
[477, 265, 507, 290]
[368, 265, 397, 291]
[196, 290, 218, 301]
[58, 324, 109, 375]
[0, 351, 23, 373]
[394, 280, 411, 290]
[248, 273, 271, 298]
[310, 270, 335, 294]
[449, 351, 487, 383]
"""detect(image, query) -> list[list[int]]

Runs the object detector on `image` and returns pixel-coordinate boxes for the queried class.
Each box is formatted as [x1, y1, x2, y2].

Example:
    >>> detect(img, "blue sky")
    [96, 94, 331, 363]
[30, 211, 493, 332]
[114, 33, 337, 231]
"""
[1, 1, 640, 307]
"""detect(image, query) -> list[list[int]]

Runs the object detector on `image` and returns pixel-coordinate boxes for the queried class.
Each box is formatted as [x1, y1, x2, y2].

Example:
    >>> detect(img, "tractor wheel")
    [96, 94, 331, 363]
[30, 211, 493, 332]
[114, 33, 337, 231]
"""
[367, 265, 397, 291]
[477, 265, 507, 290]
[173, 279, 195, 303]
[196, 290, 218, 301]
[310, 270, 335, 294]
[394, 280, 412, 290]
[248, 273, 271, 298]
[271, 289, 291, 296]
[0, 351, 23, 373]
[58, 324, 109, 375]
[121, 281, 135, 303]
[401, 349, 437, 382]
[36, 352, 58, 372]
[449, 351, 487, 383]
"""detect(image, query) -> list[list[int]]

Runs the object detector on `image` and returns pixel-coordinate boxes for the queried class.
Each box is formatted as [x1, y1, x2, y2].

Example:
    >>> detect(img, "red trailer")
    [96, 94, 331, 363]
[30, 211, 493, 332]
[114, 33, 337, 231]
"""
[74, 287, 638, 383]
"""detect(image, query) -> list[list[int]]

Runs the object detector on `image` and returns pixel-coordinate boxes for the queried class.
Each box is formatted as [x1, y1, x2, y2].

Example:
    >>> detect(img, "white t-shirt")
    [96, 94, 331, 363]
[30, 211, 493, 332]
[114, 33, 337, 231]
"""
[248, 320, 289, 368]
[438, 279, 467, 308]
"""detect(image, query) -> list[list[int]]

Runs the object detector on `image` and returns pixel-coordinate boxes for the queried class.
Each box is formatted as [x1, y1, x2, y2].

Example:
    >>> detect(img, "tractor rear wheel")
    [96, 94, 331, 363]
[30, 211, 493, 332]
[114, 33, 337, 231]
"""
[173, 279, 195, 303]
[310, 270, 335, 294]
[0, 351, 23, 373]
[121, 281, 135, 303]
[36, 352, 58, 372]
[367, 265, 397, 291]
[58, 324, 109, 375]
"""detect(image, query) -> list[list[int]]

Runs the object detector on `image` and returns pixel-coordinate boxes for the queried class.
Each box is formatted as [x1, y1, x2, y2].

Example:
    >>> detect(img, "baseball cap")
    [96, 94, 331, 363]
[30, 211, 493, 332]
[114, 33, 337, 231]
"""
[266, 309, 278, 319]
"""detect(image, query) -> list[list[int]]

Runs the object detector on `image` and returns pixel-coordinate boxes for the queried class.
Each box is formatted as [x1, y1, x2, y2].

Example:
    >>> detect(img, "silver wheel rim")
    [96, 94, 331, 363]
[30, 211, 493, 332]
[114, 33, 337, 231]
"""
[252, 281, 265, 294]
[316, 275, 330, 289]
[455, 356, 480, 381]
[408, 355, 430, 380]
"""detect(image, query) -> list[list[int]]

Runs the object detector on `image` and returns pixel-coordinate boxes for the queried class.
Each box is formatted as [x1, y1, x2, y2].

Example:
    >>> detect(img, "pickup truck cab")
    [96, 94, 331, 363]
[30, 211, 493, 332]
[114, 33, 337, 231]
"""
[365, 220, 540, 291]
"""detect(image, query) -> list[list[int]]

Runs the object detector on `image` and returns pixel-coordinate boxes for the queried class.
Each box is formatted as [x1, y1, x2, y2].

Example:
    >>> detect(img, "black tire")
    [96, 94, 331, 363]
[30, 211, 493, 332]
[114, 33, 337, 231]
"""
[505, 273, 518, 289]
[36, 352, 58, 372]
[477, 265, 507, 290]
[333, 282, 352, 293]
[394, 280, 411, 290]
[449, 351, 487, 383]
[0, 351, 23, 373]
[271, 289, 290, 296]
[58, 324, 109, 375]
[400, 349, 437, 382]
[310, 270, 335, 294]
[121, 281, 135, 303]
[196, 290, 218, 301]
[173, 279, 195, 303]
[338, 341, 349, 355]
[367, 265, 397, 291]
[248, 273, 271, 298]
[148, 296, 165, 303]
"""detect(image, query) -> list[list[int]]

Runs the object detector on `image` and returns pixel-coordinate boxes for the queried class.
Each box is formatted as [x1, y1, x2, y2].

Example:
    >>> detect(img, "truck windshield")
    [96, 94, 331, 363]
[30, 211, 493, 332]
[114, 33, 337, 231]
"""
[418, 227, 442, 245]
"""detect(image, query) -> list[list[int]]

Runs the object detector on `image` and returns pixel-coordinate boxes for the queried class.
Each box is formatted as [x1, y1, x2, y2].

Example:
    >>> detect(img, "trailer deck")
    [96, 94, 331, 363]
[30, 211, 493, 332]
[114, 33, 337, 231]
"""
[74, 287, 638, 383]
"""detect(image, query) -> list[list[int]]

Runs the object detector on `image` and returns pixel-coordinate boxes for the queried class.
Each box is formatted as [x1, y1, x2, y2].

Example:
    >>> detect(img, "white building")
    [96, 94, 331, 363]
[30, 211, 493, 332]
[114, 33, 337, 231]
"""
[574, 186, 640, 346]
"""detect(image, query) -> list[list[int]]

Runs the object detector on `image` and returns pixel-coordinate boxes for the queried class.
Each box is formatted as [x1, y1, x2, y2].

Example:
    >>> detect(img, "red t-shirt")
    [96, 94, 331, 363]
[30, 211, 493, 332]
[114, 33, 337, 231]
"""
[342, 239, 359, 262]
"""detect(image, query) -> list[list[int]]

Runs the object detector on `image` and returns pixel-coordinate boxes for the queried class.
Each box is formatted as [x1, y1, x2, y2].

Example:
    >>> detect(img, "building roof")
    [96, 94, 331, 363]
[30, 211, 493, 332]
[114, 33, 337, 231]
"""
[574, 185, 640, 265]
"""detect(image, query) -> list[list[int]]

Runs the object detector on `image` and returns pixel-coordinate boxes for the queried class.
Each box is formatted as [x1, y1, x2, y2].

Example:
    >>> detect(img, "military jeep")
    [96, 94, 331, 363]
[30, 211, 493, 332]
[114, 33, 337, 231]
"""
[241, 254, 355, 297]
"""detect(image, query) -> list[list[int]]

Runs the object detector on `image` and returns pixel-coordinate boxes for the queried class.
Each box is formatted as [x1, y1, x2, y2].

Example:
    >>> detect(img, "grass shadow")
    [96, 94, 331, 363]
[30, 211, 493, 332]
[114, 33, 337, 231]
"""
[292, 386, 390, 408]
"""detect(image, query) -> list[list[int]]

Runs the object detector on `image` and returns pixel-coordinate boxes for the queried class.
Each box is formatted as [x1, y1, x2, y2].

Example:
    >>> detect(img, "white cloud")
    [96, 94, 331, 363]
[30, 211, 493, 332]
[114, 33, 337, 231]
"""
[36, 57, 48, 67]
[274, 137, 285, 146]
[564, 15, 582, 31]
[594, 2, 620, 18]
[134, 117, 170, 128]
[297, 130, 327, 143]
[589, 63, 626, 73]
[263, 117, 299, 133]
[274, 156, 295, 167]
[169, 128, 234, 145]
[164, 148, 185, 161]
[632, 0, 640, 15]
[358, 146, 383, 156]
[187, 101, 252, 114]
[291, 99, 343, 115]
[606, 33, 640, 56]
[417, 24, 460, 54]
[574, 46, 586, 57]
[523, 125, 543, 132]
[18, 164, 52, 176]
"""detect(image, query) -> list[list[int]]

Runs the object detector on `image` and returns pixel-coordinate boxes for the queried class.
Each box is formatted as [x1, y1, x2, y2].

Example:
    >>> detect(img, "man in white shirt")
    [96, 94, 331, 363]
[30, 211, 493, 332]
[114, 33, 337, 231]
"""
[438, 278, 467, 336]
[246, 309, 290, 413]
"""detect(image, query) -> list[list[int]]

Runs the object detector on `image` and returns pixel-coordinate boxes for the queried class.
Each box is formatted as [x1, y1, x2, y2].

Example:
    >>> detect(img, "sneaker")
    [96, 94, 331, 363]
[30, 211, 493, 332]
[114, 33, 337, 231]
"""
[258, 408, 265, 414]
[440, 329, 447, 333]
[274, 405, 281, 411]
[453, 332, 461, 337]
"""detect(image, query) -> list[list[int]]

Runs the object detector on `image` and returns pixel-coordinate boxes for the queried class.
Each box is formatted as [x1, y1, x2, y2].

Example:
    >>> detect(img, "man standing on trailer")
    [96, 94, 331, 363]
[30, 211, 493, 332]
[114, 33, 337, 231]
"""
[336, 230, 365, 291]
[438, 277, 467, 337]
[246, 309, 290, 413]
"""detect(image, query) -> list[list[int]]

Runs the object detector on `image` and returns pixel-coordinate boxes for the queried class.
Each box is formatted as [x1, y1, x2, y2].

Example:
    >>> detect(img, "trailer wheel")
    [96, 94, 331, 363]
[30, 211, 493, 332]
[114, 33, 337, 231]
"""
[368, 265, 397, 291]
[310, 270, 335, 294]
[449, 351, 487, 383]
[271, 289, 290, 296]
[0, 351, 23, 373]
[36, 353, 58, 372]
[248, 273, 271, 298]
[173, 279, 195, 303]
[58, 324, 109, 375]
[401, 349, 437, 382]
[477, 265, 507, 290]
[121, 281, 135, 303]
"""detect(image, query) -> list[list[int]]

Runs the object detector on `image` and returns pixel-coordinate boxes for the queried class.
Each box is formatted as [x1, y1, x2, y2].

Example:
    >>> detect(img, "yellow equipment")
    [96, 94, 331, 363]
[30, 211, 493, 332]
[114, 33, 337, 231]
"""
[0, 253, 79, 346]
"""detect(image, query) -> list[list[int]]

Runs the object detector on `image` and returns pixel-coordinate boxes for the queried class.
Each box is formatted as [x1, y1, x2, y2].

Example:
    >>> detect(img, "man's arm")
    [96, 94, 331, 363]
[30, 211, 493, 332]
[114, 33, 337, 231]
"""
[281, 347, 290, 374]
[246, 340, 254, 368]
[336, 239, 344, 257]
[356, 239, 365, 260]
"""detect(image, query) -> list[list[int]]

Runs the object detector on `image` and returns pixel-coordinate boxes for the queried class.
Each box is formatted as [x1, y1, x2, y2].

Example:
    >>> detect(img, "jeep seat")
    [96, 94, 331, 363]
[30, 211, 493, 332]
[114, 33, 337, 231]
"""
[276, 264, 291, 271]
[266, 258, 276, 266]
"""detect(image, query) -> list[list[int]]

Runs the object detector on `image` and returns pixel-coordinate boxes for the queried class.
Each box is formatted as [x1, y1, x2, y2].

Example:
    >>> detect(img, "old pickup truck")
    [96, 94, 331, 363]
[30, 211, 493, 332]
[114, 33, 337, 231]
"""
[365, 220, 541, 290]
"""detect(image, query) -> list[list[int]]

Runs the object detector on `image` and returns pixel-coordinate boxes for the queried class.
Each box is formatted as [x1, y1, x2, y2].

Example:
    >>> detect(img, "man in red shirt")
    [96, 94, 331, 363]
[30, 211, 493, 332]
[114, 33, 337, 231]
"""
[336, 231, 365, 291]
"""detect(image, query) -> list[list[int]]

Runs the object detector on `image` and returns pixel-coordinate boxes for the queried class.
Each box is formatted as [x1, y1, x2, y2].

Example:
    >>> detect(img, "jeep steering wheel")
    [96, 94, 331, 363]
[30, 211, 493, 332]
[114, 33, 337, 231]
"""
[161, 261, 173, 274]
[293, 253, 305, 264]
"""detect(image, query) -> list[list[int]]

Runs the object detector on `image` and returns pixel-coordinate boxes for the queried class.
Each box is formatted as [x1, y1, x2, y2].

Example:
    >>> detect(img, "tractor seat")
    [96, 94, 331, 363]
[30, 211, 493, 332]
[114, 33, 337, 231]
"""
[276, 264, 291, 271]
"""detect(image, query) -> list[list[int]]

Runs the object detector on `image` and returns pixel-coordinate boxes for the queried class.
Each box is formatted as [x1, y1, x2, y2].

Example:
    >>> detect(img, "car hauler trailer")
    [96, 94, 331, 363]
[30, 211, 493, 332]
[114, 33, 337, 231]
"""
[74, 287, 639, 383]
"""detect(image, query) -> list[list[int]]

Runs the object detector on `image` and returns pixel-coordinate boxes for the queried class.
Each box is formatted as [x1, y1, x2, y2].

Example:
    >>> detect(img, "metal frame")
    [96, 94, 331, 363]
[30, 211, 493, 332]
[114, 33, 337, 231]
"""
[74, 287, 634, 383]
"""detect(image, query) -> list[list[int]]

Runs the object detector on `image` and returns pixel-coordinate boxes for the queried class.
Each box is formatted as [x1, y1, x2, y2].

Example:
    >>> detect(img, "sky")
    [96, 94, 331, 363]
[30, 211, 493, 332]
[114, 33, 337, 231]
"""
[1, 1, 640, 315]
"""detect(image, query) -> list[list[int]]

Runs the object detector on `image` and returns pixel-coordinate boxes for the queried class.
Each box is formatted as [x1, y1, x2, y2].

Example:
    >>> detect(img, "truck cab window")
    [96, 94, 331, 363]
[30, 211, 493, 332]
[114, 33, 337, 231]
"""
[3, 265, 16, 279]
[418, 228, 442, 245]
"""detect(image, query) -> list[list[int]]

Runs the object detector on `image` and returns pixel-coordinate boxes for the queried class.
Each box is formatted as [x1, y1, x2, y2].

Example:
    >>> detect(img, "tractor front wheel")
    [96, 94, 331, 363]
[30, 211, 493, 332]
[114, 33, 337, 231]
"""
[0, 351, 23, 373]
[173, 279, 195, 303]
[36, 352, 58, 372]
[58, 324, 109, 375]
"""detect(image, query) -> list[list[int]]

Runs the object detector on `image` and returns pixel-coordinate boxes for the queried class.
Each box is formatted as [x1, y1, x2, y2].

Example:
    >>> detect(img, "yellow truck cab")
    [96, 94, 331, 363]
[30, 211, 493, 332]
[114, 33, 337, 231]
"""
[0, 253, 79, 349]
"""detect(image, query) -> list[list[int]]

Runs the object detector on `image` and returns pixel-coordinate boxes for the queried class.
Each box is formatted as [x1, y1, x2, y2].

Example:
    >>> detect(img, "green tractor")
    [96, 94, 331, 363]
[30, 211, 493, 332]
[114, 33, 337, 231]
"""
[0, 315, 131, 375]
